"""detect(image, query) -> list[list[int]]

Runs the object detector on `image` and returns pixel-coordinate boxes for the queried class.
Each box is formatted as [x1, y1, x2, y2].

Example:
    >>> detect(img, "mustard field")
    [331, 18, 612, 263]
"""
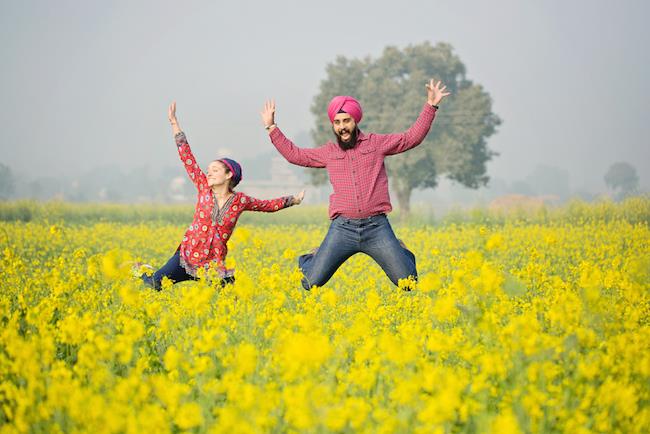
[1, 199, 649, 433]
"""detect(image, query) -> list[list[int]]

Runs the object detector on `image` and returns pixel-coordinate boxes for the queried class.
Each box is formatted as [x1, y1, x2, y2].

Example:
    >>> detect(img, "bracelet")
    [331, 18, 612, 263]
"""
[430, 104, 439, 110]
[265, 123, 276, 130]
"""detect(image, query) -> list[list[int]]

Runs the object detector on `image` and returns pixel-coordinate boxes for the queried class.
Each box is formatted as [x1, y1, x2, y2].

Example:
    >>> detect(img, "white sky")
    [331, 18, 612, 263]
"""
[1, 0, 648, 191]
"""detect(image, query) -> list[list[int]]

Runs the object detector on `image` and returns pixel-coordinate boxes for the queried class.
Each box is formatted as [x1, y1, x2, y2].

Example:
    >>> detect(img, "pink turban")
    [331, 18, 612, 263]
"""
[327, 96, 363, 124]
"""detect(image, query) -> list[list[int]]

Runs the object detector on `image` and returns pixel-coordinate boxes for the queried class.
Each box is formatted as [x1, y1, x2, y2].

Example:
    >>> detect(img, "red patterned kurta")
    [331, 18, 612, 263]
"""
[175, 132, 293, 276]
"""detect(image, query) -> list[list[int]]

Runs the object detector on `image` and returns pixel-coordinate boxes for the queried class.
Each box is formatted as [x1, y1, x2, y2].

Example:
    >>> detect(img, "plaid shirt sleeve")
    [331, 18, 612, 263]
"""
[269, 128, 328, 168]
[374, 104, 437, 156]
[176, 132, 207, 190]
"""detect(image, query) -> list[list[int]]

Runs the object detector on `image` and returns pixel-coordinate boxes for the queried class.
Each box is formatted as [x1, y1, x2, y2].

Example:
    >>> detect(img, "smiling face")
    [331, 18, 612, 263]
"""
[332, 112, 359, 150]
[206, 160, 233, 188]
[332, 112, 357, 143]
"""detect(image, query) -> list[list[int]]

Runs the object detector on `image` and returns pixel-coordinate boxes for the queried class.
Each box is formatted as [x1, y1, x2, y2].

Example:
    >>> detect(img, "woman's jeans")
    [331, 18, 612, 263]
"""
[298, 214, 417, 290]
[141, 249, 235, 291]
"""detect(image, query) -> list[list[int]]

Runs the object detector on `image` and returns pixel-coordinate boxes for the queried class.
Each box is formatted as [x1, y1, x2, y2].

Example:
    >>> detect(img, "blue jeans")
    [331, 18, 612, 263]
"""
[298, 214, 417, 290]
[142, 249, 235, 291]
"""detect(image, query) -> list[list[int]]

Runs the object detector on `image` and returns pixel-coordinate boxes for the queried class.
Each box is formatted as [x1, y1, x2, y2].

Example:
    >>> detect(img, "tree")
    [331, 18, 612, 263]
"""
[604, 162, 639, 199]
[525, 164, 570, 200]
[0, 163, 15, 200]
[511, 180, 535, 196]
[309, 42, 500, 215]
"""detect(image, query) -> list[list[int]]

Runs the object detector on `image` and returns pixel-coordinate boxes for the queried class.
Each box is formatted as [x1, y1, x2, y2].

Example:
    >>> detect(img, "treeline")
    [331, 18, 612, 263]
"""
[1, 197, 648, 227]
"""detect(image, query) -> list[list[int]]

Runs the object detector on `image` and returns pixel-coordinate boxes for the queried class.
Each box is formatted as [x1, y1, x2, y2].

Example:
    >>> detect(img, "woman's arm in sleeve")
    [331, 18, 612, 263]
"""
[240, 190, 304, 212]
[169, 102, 207, 189]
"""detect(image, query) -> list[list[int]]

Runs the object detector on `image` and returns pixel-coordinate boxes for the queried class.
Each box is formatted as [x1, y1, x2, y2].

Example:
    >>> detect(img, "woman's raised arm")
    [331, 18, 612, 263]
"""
[168, 102, 207, 190]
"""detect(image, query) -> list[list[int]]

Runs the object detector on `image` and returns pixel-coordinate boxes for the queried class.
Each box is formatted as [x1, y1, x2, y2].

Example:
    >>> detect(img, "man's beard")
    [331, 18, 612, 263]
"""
[334, 126, 359, 150]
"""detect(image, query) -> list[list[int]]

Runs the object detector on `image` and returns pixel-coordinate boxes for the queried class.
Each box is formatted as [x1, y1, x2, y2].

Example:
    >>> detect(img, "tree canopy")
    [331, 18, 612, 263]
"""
[605, 162, 639, 199]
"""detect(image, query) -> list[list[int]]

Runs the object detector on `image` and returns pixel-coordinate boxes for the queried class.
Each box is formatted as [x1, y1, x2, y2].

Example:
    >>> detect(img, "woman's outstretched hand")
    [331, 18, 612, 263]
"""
[292, 189, 305, 205]
[168, 101, 178, 124]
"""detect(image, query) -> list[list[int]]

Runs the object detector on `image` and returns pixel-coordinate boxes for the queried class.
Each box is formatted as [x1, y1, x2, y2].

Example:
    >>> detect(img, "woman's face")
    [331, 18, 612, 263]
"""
[206, 161, 232, 188]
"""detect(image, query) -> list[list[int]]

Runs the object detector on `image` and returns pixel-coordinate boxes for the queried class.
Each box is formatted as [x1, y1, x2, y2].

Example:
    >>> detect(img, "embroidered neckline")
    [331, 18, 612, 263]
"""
[211, 192, 236, 226]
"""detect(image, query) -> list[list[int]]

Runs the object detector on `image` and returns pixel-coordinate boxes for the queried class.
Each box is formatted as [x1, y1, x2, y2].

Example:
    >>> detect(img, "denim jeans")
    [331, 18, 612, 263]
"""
[142, 249, 235, 291]
[298, 214, 417, 290]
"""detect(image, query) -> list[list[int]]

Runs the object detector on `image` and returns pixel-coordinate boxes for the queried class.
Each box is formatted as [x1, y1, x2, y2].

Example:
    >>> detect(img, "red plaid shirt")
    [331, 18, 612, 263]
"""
[269, 104, 437, 219]
[176, 132, 292, 275]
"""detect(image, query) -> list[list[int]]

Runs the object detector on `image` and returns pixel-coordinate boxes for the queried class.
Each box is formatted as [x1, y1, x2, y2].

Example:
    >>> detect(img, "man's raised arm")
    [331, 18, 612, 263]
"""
[261, 100, 327, 168]
[379, 79, 451, 156]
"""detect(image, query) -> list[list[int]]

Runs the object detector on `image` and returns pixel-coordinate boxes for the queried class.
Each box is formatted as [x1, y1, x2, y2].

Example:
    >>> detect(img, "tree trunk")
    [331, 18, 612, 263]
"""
[394, 183, 412, 221]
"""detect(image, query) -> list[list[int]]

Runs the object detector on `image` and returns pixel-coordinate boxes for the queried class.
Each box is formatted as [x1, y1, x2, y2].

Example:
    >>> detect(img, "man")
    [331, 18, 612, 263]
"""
[261, 79, 450, 290]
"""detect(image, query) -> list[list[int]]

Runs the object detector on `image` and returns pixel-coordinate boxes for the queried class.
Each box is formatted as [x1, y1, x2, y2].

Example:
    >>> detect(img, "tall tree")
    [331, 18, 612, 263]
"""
[525, 164, 570, 200]
[0, 163, 15, 200]
[604, 162, 639, 199]
[309, 42, 500, 215]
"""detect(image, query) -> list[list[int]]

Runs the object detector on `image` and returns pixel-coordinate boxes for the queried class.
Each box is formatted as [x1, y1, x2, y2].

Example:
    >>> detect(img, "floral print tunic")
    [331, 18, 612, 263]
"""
[175, 132, 294, 277]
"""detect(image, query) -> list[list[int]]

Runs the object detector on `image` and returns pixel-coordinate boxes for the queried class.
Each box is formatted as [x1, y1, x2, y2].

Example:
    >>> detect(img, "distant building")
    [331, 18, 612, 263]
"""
[169, 176, 188, 202]
[489, 194, 561, 212]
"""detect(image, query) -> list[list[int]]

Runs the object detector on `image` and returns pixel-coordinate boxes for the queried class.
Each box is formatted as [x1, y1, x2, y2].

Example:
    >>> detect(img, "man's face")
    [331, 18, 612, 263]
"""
[332, 112, 357, 145]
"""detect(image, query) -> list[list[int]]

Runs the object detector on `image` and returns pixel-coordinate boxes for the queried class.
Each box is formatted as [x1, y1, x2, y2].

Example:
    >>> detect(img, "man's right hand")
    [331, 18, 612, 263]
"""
[261, 100, 276, 131]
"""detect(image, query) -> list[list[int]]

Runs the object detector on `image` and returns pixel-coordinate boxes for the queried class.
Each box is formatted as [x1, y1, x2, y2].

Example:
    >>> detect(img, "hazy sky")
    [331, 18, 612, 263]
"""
[2, 0, 649, 192]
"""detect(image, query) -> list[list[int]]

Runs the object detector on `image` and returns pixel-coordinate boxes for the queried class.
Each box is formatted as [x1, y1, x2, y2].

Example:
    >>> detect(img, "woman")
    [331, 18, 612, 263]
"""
[138, 102, 304, 290]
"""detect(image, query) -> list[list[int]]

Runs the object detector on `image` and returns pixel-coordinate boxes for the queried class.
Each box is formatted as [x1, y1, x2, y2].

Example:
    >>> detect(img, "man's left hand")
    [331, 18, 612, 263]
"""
[426, 79, 451, 106]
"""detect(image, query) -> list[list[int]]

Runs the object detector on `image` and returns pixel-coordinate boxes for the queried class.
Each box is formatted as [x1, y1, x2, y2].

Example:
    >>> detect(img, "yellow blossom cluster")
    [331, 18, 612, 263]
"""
[0, 200, 649, 433]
